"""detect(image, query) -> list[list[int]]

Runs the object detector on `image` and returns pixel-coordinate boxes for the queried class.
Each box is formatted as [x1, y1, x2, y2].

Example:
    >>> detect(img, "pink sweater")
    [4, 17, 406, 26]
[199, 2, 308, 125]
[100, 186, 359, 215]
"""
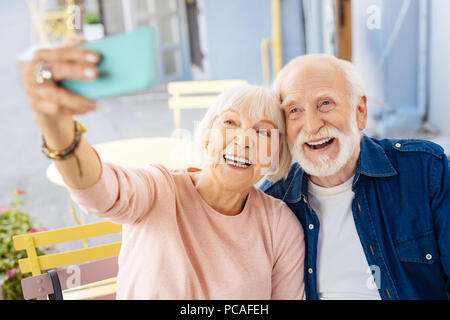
[69, 163, 305, 300]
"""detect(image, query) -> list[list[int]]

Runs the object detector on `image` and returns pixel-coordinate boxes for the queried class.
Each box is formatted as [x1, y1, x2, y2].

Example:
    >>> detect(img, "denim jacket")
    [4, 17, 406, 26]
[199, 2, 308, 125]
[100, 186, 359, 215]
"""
[260, 135, 450, 300]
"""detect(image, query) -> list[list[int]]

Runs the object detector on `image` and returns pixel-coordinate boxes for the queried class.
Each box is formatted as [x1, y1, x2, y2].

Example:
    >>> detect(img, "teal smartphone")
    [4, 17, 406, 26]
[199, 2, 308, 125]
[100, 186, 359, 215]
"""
[60, 27, 158, 100]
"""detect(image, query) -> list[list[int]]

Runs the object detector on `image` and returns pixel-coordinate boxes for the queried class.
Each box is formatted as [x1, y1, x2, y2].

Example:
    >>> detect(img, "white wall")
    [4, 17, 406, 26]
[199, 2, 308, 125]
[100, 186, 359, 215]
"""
[428, 0, 450, 135]
[352, 0, 385, 109]
[352, 0, 419, 110]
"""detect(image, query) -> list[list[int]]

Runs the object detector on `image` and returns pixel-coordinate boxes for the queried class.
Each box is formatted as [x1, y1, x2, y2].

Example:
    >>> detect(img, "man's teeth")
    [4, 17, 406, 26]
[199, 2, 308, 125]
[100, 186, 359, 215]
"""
[306, 137, 333, 147]
[224, 155, 252, 168]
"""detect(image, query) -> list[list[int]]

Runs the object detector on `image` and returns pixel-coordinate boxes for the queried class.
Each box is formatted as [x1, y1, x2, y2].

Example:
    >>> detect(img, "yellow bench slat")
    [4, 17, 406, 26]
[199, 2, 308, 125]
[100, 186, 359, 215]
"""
[63, 277, 117, 300]
[168, 80, 247, 95]
[168, 96, 219, 109]
[13, 221, 121, 250]
[18, 242, 121, 274]
[167, 79, 248, 129]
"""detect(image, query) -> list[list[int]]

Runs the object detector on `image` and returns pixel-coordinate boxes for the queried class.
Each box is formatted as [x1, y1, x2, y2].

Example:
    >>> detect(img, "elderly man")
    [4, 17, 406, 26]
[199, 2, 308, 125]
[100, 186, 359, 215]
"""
[261, 54, 450, 300]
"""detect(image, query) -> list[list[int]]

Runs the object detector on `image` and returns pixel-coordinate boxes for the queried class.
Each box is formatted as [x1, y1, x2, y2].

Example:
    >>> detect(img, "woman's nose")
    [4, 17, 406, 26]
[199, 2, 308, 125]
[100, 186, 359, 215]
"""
[229, 129, 253, 150]
[234, 133, 248, 149]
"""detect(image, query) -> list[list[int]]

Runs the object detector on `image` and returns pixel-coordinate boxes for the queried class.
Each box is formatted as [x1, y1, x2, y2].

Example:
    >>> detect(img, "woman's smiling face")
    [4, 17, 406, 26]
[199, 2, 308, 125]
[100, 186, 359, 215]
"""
[204, 108, 280, 192]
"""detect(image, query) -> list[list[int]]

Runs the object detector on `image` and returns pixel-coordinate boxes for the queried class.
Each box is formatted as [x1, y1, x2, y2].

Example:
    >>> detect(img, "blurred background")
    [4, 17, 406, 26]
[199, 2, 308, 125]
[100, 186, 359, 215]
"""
[1, 0, 449, 257]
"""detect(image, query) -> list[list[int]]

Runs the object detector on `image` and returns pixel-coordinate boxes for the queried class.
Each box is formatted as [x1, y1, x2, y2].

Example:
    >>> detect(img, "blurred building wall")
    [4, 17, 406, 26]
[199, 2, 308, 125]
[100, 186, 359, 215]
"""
[100, 0, 125, 35]
[281, 0, 306, 66]
[352, 0, 423, 136]
[200, 0, 305, 84]
[381, 0, 419, 110]
[429, 0, 450, 135]
[352, 0, 419, 110]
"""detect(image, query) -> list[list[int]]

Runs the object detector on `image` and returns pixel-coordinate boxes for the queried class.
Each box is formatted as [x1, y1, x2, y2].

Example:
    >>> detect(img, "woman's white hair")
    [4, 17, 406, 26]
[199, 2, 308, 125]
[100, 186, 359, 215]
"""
[272, 54, 366, 109]
[195, 84, 292, 181]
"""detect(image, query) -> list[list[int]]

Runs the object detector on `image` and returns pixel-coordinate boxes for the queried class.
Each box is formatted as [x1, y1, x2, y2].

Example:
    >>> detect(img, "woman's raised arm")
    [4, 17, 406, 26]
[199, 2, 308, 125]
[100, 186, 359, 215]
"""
[24, 43, 102, 189]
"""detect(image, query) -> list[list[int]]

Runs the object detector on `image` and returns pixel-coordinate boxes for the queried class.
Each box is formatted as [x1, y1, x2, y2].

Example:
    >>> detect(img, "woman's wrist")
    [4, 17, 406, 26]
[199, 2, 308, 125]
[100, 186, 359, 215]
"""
[41, 120, 83, 160]
[35, 113, 76, 151]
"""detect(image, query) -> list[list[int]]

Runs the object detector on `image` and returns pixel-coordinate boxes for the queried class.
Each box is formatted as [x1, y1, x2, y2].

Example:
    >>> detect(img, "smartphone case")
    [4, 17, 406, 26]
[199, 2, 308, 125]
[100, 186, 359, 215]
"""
[60, 27, 157, 100]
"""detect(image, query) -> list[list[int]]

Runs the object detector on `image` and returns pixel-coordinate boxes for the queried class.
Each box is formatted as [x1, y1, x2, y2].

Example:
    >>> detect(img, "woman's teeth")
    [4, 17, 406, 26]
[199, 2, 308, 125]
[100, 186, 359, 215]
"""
[223, 155, 252, 168]
[305, 137, 335, 149]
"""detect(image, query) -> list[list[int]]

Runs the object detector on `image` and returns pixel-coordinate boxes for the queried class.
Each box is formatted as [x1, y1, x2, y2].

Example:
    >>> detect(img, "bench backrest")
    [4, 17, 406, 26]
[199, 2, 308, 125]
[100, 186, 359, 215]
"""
[13, 221, 122, 300]
[21, 256, 118, 300]
[167, 79, 248, 129]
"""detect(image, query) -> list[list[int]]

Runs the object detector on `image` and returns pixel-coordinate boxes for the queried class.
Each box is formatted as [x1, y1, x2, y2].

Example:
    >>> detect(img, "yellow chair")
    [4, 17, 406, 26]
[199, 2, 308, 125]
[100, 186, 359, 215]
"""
[13, 221, 122, 300]
[167, 79, 248, 130]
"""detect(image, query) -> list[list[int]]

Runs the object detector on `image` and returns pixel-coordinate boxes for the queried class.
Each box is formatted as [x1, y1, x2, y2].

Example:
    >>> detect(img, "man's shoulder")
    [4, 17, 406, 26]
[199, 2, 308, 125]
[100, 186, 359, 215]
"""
[259, 163, 303, 199]
[370, 136, 446, 161]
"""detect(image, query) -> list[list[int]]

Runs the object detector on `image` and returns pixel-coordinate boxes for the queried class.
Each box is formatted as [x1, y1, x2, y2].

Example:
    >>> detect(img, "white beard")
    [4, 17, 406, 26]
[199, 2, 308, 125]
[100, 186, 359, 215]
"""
[290, 117, 361, 177]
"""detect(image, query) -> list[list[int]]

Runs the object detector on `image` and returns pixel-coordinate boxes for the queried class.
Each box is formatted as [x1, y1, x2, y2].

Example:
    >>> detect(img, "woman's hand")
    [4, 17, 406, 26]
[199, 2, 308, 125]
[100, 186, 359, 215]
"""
[24, 41, 102, 123]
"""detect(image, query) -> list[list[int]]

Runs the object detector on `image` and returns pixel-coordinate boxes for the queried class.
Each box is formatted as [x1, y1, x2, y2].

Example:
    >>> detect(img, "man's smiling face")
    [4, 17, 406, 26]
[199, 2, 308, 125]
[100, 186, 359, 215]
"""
[279, 57, 366, 178]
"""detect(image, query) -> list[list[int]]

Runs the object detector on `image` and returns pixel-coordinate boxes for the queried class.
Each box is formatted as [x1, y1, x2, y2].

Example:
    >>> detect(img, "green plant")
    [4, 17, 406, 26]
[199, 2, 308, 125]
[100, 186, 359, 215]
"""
[84, 12, 102, 25]
[0, 190, 52, 300]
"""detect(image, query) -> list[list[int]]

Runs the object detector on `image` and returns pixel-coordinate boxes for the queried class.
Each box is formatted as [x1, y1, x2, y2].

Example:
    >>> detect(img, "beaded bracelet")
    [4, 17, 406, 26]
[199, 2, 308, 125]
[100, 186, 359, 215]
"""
[41, 120, 84, 177]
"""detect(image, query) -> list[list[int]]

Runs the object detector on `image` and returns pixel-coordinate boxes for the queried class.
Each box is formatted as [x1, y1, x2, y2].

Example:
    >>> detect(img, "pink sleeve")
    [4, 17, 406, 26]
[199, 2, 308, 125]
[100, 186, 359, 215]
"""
[271, 202, 306, 300]
[68, 162, 174, 225]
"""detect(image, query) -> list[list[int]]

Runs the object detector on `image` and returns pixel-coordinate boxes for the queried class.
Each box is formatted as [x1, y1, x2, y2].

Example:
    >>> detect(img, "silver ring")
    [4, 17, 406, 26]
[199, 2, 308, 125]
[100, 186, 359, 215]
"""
[34, 61, 53, 84]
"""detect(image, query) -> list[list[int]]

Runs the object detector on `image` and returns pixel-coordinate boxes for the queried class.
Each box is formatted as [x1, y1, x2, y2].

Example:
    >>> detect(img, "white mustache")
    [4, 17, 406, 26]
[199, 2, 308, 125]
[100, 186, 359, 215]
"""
[293, 126, 342, 147]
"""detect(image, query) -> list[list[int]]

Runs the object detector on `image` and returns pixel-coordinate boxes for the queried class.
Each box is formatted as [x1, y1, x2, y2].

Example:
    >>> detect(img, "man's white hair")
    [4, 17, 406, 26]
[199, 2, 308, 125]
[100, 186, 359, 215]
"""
[272, 54, 366, 109]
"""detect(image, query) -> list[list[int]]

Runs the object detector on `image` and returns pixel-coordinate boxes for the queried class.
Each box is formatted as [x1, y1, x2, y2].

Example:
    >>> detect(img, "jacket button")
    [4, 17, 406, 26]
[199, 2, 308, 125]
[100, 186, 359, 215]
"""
[308, 268, 314, 274]
[395, 143, 402, 148]
[308, 224, 314, 230]
[425, 253, 432, 260]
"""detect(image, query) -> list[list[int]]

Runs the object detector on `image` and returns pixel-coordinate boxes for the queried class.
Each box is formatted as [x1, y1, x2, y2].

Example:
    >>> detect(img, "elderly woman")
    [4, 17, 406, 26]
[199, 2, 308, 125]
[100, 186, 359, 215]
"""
[24, 45, 305, 300]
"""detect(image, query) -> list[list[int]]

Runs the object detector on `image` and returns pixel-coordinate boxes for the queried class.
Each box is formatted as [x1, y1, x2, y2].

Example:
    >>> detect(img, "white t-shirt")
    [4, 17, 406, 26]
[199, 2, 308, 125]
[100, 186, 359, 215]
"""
[308, 176, 381, 300]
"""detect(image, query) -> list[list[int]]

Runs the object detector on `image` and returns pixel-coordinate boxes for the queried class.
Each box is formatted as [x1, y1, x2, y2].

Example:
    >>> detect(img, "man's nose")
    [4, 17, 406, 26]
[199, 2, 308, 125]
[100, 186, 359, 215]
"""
[303, 110, 325, 135]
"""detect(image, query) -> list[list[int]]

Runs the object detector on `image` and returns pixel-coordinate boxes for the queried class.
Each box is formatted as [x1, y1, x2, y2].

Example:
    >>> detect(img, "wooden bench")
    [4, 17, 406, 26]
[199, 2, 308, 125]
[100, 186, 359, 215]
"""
[13, 221, 122, 300]
[167, 79, 248, 130]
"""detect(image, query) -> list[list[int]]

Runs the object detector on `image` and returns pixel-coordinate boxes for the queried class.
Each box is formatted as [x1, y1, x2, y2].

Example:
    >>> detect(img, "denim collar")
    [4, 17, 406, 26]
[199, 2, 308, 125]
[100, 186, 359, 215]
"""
[282, 135, 398, 203]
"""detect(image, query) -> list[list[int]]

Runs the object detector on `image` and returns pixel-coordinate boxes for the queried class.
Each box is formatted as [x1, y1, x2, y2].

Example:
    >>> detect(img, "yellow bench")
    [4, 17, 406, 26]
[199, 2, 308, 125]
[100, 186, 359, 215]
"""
[13, 221, 122, 300]
[167, 79, 248, 130]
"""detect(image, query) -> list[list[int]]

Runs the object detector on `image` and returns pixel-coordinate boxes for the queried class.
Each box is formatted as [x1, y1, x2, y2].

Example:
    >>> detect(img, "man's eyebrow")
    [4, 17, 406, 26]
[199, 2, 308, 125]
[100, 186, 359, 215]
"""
[315, 92, 339, 101]
[280, 97, 299, 109]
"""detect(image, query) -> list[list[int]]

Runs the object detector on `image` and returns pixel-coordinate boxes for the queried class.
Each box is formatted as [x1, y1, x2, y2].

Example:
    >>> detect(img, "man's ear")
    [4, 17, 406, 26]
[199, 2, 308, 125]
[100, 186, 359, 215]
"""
[355, 95, 368, 131]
